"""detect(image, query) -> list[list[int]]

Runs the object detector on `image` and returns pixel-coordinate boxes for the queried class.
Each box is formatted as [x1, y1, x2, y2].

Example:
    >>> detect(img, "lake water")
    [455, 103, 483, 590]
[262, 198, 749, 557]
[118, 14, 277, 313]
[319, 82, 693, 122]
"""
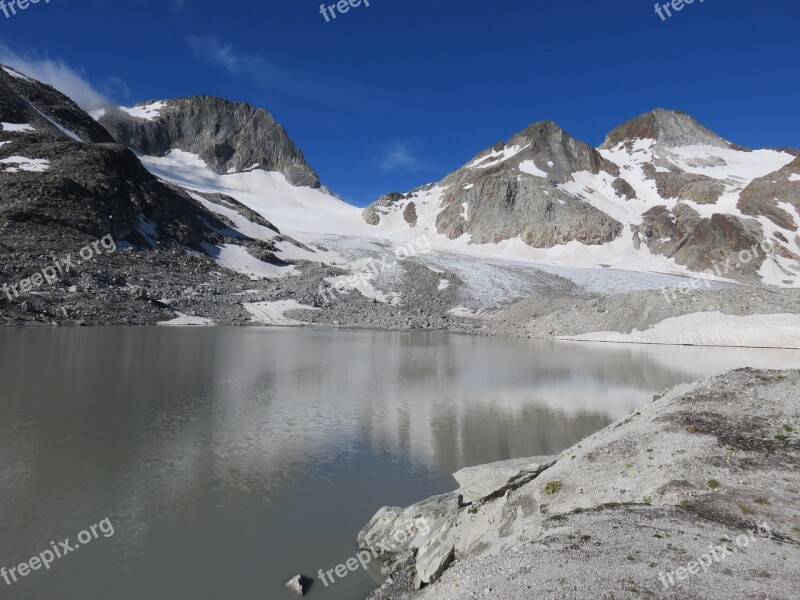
[1, 327, 798, 599]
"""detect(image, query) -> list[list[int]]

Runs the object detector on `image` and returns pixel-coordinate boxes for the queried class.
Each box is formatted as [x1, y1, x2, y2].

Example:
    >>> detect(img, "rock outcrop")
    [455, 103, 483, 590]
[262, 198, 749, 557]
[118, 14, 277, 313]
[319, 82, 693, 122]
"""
[362, 369, 800, 599]
[632, 203, 771, 283]
[452, 456, 556, 504]
[738, 156, 800, 231]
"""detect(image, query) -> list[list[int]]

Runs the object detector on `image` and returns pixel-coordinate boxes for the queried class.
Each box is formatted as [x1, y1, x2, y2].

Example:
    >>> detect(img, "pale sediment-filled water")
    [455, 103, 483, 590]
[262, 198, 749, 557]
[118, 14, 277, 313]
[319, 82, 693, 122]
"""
[1, 327, 798, 599]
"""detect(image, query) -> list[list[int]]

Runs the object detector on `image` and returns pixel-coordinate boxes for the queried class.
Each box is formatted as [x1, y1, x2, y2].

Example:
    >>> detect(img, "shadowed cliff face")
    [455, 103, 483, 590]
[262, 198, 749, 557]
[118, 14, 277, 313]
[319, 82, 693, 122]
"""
[98, 95, 321, 188]
[739, 156, 800, 230]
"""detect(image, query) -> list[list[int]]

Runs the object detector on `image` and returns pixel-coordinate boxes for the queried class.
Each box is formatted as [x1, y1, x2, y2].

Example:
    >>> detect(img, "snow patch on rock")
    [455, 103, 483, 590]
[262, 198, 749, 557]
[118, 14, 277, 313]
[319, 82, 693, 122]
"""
[244, 300, 319, 326]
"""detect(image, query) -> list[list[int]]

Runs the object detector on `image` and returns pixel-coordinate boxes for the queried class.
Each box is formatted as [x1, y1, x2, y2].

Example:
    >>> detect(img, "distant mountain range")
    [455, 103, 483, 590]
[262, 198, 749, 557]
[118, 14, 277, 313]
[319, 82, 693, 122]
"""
[1, 63, 799, 327]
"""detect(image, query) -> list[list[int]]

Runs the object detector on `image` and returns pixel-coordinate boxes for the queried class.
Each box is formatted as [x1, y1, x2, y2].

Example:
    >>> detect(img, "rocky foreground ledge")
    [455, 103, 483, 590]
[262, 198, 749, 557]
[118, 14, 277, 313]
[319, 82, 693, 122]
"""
[358, 368, 800, 599]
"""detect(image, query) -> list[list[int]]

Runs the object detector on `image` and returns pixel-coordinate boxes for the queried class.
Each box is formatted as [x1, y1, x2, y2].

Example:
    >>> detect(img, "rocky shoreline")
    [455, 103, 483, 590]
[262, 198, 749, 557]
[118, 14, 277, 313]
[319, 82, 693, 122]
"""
[357, 368, 800, 599]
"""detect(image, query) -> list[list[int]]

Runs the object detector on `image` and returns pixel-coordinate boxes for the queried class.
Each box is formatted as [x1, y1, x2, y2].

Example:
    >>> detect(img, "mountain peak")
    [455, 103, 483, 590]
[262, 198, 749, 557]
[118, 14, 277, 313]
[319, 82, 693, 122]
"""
[510, 120, 568, 144]
[99, 96, 321, 188]
[600, 109, 730, 150]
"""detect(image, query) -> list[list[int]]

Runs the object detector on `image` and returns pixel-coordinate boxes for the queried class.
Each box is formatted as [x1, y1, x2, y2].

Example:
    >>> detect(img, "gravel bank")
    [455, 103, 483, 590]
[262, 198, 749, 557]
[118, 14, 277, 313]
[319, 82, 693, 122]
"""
[4, 235, 800, 351]
[487, 285, 800, 339]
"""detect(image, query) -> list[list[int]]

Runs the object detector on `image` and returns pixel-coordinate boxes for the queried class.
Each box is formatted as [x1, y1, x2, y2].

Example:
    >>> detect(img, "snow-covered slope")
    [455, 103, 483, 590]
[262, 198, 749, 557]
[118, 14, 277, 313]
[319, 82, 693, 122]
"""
[561, 312, 800, 349]
[136, 148, 717, 290]
[139, 150, 368, 237]
[131, 149, 381, 280]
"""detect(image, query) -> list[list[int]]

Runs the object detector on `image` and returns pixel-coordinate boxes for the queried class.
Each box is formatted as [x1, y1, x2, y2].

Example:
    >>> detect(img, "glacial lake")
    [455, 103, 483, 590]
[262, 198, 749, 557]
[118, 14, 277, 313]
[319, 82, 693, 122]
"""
[1, 327, 799, 599]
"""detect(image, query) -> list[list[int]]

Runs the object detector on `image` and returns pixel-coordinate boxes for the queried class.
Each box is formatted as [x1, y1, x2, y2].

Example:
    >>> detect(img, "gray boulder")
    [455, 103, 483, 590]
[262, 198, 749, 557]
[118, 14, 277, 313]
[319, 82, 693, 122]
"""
[413, 517, 457, 590]
[284, 574, 305, 597]
[357, 491, 461, 557]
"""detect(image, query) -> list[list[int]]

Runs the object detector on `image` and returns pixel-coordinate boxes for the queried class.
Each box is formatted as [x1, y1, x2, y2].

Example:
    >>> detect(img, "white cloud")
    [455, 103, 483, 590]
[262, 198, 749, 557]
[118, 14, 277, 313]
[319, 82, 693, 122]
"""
[0, 44, 113, 110]
[379, 142, 423, 172]
[187, 35, 388, 108]
[188, 35, 256, 78]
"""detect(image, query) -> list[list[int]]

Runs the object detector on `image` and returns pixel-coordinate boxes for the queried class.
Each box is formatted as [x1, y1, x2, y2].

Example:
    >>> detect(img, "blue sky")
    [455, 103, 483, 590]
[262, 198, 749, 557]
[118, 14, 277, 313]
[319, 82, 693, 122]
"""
[1, 0, 798, 206]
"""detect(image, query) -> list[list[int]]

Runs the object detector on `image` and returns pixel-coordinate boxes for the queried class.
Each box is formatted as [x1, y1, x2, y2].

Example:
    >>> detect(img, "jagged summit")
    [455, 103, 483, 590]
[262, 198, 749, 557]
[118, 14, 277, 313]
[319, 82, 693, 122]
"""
[510, 119, 582, 156]
[513, 119, 561, 138]
[455, 118, 615, 185]
[99, 95, 321, 188]
[600, 108, 730, 150]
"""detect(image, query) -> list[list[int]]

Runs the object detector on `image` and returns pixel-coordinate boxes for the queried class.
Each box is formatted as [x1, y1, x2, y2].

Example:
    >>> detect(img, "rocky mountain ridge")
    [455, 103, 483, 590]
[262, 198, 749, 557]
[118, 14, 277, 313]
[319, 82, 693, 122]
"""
[0, 65, 114, 144]
[364, 109, 800, 285]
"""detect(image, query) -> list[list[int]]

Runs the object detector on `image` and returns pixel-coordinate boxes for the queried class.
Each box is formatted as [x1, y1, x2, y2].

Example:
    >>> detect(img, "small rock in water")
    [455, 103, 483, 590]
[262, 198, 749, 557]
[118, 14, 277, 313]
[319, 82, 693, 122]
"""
[285, 574, 306, 597]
